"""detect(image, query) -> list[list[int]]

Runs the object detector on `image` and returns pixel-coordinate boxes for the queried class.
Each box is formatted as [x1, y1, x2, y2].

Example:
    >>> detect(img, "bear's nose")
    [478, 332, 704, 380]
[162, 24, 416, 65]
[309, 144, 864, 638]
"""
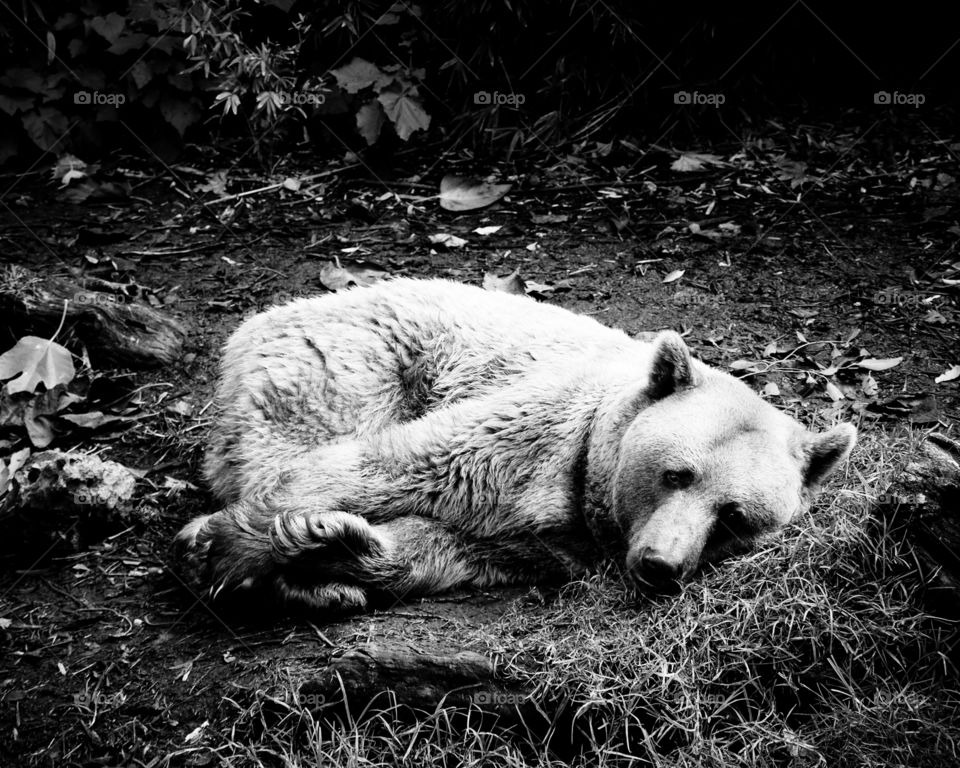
[633, 549, 683, 589]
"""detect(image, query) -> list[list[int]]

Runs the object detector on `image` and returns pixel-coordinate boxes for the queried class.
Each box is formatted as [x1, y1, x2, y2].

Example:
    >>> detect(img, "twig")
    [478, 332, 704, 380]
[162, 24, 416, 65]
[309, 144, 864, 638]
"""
[209, 167, 351, 205]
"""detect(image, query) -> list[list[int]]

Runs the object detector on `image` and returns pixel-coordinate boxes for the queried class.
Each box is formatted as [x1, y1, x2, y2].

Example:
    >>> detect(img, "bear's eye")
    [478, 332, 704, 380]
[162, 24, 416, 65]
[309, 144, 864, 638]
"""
[717, 502, 745, 529]
[662, 469, 694, 489]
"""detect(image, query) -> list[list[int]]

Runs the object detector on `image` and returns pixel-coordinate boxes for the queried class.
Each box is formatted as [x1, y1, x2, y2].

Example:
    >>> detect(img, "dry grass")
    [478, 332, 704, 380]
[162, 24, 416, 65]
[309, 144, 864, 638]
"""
[203, 425, 959, 767]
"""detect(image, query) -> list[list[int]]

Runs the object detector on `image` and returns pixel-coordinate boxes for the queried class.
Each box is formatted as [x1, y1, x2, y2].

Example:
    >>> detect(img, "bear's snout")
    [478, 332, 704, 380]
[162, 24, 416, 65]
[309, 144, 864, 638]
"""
[626, 546, 687, 592]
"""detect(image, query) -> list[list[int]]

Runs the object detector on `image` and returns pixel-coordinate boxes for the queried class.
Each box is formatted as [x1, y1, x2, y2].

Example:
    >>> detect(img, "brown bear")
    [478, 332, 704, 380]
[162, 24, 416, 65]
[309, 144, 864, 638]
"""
[175, 279, 856, 610]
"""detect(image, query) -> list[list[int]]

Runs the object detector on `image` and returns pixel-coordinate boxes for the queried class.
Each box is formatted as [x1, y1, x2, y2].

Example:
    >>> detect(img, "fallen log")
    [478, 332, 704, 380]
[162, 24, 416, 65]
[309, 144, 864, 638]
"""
[300, 643, 532, 715]
[0, 266, 187, 368]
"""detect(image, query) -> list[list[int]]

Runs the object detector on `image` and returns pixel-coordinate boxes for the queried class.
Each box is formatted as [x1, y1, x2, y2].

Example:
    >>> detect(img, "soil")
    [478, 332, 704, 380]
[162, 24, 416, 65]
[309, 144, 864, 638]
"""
[1, 113, 958, 766]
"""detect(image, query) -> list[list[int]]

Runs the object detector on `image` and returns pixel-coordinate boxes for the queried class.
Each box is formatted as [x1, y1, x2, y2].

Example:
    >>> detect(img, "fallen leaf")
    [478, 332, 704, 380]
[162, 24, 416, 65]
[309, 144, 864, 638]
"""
[53, 154, 89, 187]
[729, 359, 758, 371]
[0, 336, 75, 394]
[197, 170, 228, 195]
[671, 152, 725, 172]
[662, 269, 685, 284]
[428, 233, 468, 248]
[473, 225, 502, 236]
[61, 411, 131, 429]
[483, 269, 526, 295]
[281, 177, 301, 192]
[824, 381, 844, 401]
[531, 213, 569, 224]
[935, 365, 960, 384]
[857, 357, 903, 372]
[861, 373, 879, 397]
[843, 328, 862, 345]
[763, 382, 780, 397]
[184, 720, 209, 744]
[439, 175, 511, 212]
[524, 280, 556, 295]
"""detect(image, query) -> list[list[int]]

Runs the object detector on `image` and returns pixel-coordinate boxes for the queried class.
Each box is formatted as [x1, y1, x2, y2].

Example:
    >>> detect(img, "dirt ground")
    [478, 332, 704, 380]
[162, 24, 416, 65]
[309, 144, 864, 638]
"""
[1, 113, 958, 766]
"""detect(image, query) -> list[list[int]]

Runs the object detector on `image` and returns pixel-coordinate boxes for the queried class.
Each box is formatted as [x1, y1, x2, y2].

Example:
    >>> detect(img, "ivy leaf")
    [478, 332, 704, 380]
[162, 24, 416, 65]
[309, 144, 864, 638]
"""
[0, 337, 75, 394]
[89, 13, 125, 44]
[331, 58, 391, 94]
[356, 100, 385, 145]
[22, 107, 69, 152]
[160, 96, 201, 137]
[377, 88, 430, 141]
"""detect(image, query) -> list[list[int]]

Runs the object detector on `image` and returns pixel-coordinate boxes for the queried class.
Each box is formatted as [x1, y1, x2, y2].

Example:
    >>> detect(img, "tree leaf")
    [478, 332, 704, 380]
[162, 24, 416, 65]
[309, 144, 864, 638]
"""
[857, 357, 903, 371]
[377, 89, 430, 141]
[22, 107, 69, 152]
[332, 59, 390, 94]
[160, 96, 201, 137]
[89, 13, 125, 44]
[439, 176, 511, 212]
[0, 337, 75, 394]
[356, 99, 385, 145]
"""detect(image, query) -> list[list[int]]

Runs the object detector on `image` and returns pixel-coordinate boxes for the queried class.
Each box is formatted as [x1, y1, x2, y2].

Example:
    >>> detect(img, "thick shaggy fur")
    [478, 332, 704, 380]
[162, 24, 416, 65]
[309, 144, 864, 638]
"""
[175, 279, 856, 611]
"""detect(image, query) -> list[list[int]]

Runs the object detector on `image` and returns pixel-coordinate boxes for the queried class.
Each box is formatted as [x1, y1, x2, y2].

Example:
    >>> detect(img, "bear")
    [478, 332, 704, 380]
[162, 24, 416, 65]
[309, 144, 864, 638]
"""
[175, 278, 857, 611]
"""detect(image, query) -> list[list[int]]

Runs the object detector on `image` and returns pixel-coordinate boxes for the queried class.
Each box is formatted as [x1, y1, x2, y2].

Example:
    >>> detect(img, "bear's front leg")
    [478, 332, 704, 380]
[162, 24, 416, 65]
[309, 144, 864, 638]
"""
[268, 512, 496, 606]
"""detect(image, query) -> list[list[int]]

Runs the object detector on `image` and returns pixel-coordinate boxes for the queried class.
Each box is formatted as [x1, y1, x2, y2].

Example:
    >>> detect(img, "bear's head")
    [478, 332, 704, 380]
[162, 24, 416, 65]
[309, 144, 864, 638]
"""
[611, 331, 856, 591]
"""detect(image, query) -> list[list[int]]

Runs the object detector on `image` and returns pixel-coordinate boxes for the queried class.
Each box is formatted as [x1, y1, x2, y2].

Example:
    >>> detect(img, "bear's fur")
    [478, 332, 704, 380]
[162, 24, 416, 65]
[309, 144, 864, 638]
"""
[175, 278, 856, 610]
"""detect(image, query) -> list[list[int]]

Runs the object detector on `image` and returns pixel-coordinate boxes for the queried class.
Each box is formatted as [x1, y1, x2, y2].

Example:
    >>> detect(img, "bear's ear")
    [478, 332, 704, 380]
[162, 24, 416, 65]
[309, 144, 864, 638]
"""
[646, 331, 697, 400]
[802, 423, 857, 488]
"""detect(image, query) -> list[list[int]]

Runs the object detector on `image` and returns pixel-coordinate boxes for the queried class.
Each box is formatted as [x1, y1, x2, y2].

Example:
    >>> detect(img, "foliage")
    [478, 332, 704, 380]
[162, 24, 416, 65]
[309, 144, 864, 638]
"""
[0, 0, 207, 163]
